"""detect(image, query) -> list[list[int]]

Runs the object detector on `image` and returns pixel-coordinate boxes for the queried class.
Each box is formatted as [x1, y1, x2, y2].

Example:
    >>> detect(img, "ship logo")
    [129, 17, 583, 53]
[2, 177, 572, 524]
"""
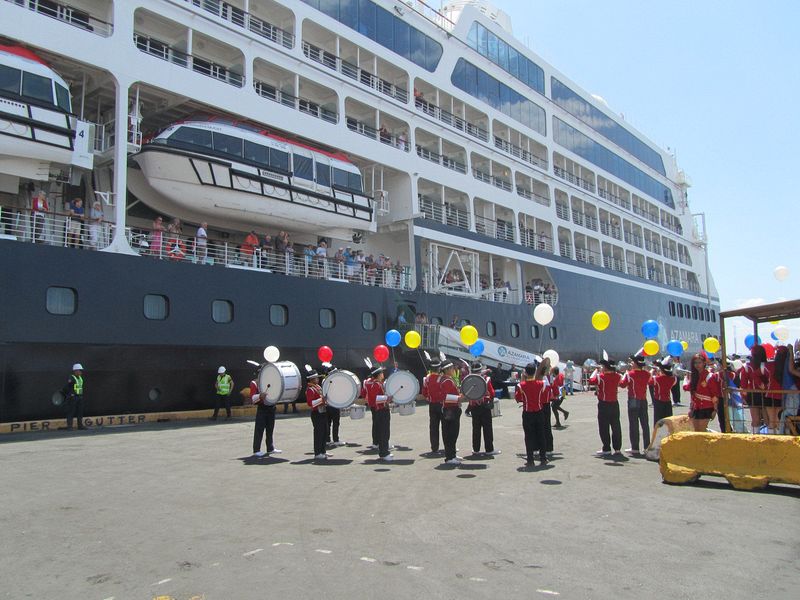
[498, 346, 508, 357]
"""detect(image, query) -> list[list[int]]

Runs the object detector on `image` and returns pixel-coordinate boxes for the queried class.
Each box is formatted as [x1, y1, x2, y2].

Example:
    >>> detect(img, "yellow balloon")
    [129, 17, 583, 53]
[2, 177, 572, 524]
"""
[681, 340, 689, 351]
[591, 311, 610, 331]
[404, 330, 421, 349]
[643, 340, 660, 356]
[770, 320, 780, 325]
[703, 337, 720, 354]
[460, 325, 479, 346]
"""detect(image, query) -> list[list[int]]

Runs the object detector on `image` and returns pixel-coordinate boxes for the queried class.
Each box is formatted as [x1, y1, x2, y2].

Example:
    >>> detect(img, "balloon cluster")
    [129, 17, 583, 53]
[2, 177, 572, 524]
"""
[459, 325, 484, 358]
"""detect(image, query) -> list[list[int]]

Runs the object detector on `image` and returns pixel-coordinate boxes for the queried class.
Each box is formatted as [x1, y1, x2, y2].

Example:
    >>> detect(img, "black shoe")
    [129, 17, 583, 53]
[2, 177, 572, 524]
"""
[564, 411, 570, 420]
[540, 457, 548, 465]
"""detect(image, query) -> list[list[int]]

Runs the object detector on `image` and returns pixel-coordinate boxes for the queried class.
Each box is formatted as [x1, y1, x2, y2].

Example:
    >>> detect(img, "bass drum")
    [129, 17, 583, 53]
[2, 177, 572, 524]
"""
[384, 370, 419, 405]
[461, 374, 487, 401]
[322, 370, 361, 409]
[258, 361, 302, 405]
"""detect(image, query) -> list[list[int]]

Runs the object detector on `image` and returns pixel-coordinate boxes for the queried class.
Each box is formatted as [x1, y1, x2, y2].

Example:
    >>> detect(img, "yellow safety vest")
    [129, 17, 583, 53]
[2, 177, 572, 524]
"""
[216, 374, 232, 395]
[72, 374, 83, 395]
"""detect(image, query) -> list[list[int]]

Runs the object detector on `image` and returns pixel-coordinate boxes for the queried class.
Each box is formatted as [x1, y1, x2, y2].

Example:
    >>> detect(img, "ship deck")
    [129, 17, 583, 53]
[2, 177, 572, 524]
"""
[1, 394, 795, 599]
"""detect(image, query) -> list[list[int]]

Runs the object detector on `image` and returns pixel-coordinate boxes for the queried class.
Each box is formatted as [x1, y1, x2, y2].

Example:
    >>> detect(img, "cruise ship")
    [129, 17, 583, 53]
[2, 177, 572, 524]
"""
[0, 0, 720, 422]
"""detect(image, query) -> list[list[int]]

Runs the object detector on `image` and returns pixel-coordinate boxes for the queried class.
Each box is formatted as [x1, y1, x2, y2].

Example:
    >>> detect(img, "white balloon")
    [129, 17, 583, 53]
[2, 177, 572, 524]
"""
[533, 303, 554, 325]
[263, 345, 280, 363]
[774, 326, 790, 341]
[543, 349, 560, 366]
[773, 265, 790, 281]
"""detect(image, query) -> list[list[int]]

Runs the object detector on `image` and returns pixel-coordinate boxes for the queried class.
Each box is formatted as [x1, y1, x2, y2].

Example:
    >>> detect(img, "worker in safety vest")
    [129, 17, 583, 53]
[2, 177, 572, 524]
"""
[211, 366, 234, 420]
[61, 363, 86, 430]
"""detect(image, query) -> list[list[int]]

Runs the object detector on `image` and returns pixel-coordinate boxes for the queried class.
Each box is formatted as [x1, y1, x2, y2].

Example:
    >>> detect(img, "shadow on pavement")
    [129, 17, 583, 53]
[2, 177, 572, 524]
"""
[238, 456, 290, 465]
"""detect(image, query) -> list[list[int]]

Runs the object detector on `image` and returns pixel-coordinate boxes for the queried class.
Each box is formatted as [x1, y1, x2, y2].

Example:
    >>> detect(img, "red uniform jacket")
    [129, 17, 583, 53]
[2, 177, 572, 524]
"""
[549, 373, 564, 400]
[683, 370, 720, 410]
[765, 361, 782, 401]
[589, 370, 622, 402]
[620, 369, 651, 400]
[651, 374, 677, 403]
[306, 383, 324, 412]
[423, 372, 441, 403]
[469, 375, 495, 407]
[249, 380, 261, 405]
[439, 376, 460, 406]
[739, 364, 769, 403]
[515, 379, 550, 412]
[363, 378, 388, 410]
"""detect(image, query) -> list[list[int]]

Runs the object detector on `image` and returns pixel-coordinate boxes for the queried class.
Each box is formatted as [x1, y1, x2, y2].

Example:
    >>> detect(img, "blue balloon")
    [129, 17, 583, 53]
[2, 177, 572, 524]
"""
[641, 320, 659, 339]
[771, 331, 778, 341]
[666, 340, 683, 357]
[385, 329, 401, 347]
[469, 340, 485, 357]
[744, 334, 762, 349]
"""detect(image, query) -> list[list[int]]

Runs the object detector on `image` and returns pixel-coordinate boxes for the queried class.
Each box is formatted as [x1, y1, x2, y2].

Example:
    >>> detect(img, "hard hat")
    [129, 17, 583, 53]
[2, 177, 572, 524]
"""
[218, 366, 226, 374]
[72, 363, 84, 371]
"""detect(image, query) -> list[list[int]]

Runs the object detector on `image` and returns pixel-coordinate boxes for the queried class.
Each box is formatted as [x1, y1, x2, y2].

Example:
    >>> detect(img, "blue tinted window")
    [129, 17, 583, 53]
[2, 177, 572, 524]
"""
[452, 59, 546, 135]
[551, 77, 665, 175]
[357, 0, 376, 38]
[410, 28, 426, 69]
[394, 19, 410, 59]
[376, 5, 394, 47]
[319, 0, 338, 19]
[466, 22, 544, 96]
[293, 154, 314, 180]
[553, 117, 674, 207]
[339, 0, 357, 28]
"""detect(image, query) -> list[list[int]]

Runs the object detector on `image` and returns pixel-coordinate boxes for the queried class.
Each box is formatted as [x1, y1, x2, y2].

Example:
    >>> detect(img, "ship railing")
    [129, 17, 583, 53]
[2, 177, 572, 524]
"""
[571, 210, 585, 228]
[626, 261, 646, 279]
[183, 0, 295, 49]
[686, 280, 701, 293]
[399, 0, 456, 33]
[0, 205, 113, 250]
[524, 291, 560, 306]
[493, 136, 548, 170]
[397, 323, 440, 351]
[5, 0, 114, 36]
[598, 188, 630, 210]
[93, 119, 143, 153]
[647, 269, 664, 284]
[663, 248, 678, 261]
[444, 205, 470, 230]
[553, 165, 595, 193]
[515, 187, 549, 207]
[472, 168, 512, 192]
[643, 239, 658, 253]
[414, 97, 488, 142]
[555, 203, 570, 221]
[559, 241, 573, 259]
[664, 274, 679, 287]
[474, 214, 514, 243]
[678, 253, 691, 266]
[256, 80, 338, 124]
[601, 255, 625, 273]
[416, 146, 466, 173]
[575, 247, 600, 266]
[418, 195, 444, 223]
[631, 205, 647, 219]
[624, 231, 643, 248]
[662, 220, 683, 235]
[302, 41, 408, 103]
[519, 229, 554, 254]
[345, 117, 409, 151]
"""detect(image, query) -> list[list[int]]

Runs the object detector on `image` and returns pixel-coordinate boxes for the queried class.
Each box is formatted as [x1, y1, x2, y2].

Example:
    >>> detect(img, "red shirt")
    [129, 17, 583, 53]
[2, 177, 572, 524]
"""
[738, 364, 769, 403]
[249, 380, 261, 405]
[589, 370, 622, 403]
[469, 375, 495, 407]
[362, 378, 388, 410]
[683, 370, 720, 410]
[620, 369, 651, 400]
[515, 379, 550, 412]
[550, 373, 564, 399]
[32, 195, 49, 213]
[651, 374, 677, 403]
[423, 372, 441, 403]
[765, 361, 783, 401]
[306, 383, 324, 412]
[439, 376, 460, 406]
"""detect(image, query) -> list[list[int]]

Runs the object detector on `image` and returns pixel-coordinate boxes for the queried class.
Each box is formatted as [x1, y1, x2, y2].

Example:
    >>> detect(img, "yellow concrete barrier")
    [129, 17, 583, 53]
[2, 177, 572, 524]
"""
[660, 432, 800, 490]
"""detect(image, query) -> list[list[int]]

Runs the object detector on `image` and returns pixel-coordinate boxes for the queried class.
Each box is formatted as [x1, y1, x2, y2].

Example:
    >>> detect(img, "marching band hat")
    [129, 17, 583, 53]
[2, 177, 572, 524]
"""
[370, 365, 386, 377]
[439, 360, 454, 372]
[598, 358, 616, 369]
[72, 363, 84, 371]
[655, 356, 673, 374]
[629, 348, 646, 365]
[470, 361, 484, 373]
[304, 364, 320, 379]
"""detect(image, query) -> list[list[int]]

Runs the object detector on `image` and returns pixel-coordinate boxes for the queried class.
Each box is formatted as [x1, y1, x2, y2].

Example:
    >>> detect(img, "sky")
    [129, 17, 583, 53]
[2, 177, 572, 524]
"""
[479, 0, 799, 350]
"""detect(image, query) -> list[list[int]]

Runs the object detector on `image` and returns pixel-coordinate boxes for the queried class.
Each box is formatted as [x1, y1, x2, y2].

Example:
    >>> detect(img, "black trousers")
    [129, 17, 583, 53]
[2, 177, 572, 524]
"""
[522, 410, 547, 462]
[253, 404, 276, 453]
[597, 401, 622, 452]
[369, 407, 379, 446]
[212, 393, 231, 418]
[429, 403, 443, 451]
[442, 406, 461, 460]
[326, 406, 341, 443]
[543, 404, 553, 452]
[671, 380, 681, 405]
[311, 409, 327, 456]
[373, 408, 391, 458]
[552, 397, 568, 425]
[65, 394, 84, 429]
[627, 398, 650, 452]
[470, 403, 494, 452]
[653, 401, 673, 426]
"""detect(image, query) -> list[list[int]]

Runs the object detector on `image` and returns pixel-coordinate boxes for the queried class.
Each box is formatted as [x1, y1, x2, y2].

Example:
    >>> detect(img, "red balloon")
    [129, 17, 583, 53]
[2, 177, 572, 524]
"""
[373, 344, 390, 363]
[317, 345, 333, 363]
[763, 343, 776, 360]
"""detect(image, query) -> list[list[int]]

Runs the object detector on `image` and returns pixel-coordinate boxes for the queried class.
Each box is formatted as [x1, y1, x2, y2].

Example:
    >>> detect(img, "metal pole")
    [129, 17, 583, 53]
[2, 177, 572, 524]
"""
[720, 315, 729, 433]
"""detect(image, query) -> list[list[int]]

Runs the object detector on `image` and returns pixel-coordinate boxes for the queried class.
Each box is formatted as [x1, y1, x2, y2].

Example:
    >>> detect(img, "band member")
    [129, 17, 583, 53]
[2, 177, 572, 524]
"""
[306, 367, 328, 460]
[651, 358, 677, 426]
[468, 362, 499, 455]
[620, 353, 651, 455]
[251, 370, 281, 458]
[589, 358, 623, 456]
[322, 363, 345, 448]
[515, 362, 550, 466]
[423, 358, 444, 453]
[439, 361, 464, 464]
[683, 353, 720, 432]
[550, 366, 569, 426]
[739, 345, 769, 433]
[61, 363, 86, 430]
[540, 358, 554, 455]
[362, 366, 393, 461]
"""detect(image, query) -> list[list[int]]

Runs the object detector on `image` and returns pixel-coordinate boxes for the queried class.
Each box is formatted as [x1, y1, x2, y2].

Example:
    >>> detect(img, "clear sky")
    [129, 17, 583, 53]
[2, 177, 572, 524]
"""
[480, 0, 799, 350]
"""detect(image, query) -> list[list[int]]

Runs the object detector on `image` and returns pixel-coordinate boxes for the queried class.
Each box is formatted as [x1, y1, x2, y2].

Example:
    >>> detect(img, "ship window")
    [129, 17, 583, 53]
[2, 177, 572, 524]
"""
[46, 286, 77, 315]
[339, 0, 357, 28]
[669, 301, 676, 317]
[349, 172, 363, 192]
[212, 300, 234, 324]
[699, 308, 705, 321]
[711, 310, 716, 323]
[466, 22, 545, 96]
[320, 0, 339, 19]
[270, 304, 288, 326]
[531, 325, 540, 339]
[410, 27, 426, 68]
[357, 0, 376, 38]
[692, 306, 698, 320]
[213, 132, 243, 158]
[549, 326, 558, 340]
[244, 140, 268, 165]
[486, 321, 496, 337]
[362, 311, 376, 330]
[293, 154, 314, 180]
[320, 308, 336, 329]
[54, 83, 71, 112]
[684, 304, 690, 318]
[677, 303, 684, 318]
[376, 4, 394, 47]
[393, 18, 410, 59]
[705, 308, 711, 322]
[22, 72, 53, 104]
[316, 162, 331, 187]
[143, 294, 169, 320]
[269, 148, 289, 172]
[511, 323, 520, 338]
[0, 65, 21, 95]
[170, 127, 212, 150]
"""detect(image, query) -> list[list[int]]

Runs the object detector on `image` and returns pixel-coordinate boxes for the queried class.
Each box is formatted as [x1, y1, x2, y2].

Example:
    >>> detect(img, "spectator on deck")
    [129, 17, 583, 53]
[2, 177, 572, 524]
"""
[241, 230, 259, 265]
[150, 216, 164, 258]
[195, 221, 208, 263]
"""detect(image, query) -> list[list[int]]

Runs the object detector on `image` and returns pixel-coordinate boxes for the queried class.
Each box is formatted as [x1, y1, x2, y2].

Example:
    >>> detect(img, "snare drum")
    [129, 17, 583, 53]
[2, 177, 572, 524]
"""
[384, 370, 419, 406]
[258, 361, 302, 405]
[398, 402, 416, 416]
[349, 404, 366, 420]
[461, 374, 487, 401]
[322, 369, 361, 409]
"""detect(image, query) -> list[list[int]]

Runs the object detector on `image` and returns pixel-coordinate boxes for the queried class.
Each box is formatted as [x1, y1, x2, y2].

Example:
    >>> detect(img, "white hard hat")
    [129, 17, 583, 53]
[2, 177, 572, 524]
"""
[72, 363, 84, 371]
[218, 366, 226, 374]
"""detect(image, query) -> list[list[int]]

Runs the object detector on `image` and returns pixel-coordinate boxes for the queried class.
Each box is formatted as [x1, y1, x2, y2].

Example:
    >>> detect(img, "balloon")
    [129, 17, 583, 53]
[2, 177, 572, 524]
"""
[773, 265, 790, 281]
[744, 334, 761, 350]
[641, 320, 659, 339]
[763, 343, 776, 360]
[666, 340, 683, 357]
[643, 340, 659, 356]
[385, 329, 401, 347]
[469, 340, 485, 357]
[703, 337, 720, 354]
[460, 324, 479, 346]
[680, 340, 689, 351]
[774, 326, 790, 341]
[317, 346, 333, 363]
[770, 332, 778, 341]
[373, 344, 389, 363]
[770, 320, 781, 325]
[263, 345, 280, 363]
[533, 303, 554, 325]
[732, 359, 743, 371]
[543, 349, 560, 366]
[591, 311, 610, 331]
[404, 330, 421, 349]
